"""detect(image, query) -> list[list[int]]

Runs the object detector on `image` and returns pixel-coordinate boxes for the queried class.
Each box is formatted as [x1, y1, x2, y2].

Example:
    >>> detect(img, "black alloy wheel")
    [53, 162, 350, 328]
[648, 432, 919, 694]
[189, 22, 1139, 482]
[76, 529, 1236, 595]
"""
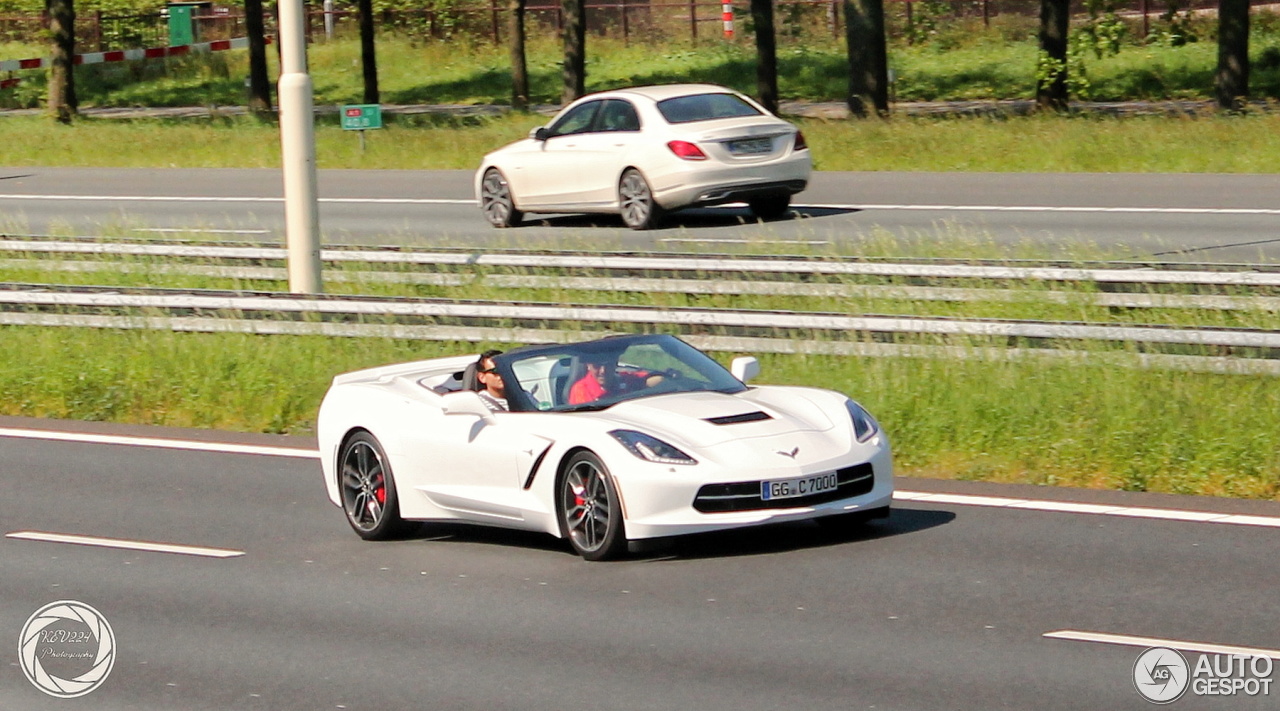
[339, 431, 408, 540]
[558, 451, 628, 561]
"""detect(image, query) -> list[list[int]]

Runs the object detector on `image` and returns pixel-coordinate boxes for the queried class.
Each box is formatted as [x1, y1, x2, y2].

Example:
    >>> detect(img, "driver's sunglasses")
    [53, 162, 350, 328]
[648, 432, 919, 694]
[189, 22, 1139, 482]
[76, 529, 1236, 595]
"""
[478, 366, 498, 374]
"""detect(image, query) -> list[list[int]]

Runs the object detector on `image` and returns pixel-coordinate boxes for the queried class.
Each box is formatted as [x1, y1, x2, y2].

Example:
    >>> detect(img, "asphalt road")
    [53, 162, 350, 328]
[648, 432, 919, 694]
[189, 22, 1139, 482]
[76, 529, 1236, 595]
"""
[2, 417, 1278, 710]
[2, 167, 1279, 262]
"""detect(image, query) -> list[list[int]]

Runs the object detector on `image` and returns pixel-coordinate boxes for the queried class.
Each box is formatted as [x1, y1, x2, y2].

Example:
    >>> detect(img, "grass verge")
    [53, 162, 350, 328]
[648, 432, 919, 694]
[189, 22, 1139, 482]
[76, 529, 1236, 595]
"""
[3, 110, 1280, 172]
[1, 326, 1275, 499]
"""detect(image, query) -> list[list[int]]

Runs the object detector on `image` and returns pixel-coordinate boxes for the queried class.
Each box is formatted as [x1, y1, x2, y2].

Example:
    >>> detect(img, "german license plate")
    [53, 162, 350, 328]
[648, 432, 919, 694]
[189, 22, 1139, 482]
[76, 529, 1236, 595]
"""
[728, 137, 773, 155]
[760, 472, 839, 501]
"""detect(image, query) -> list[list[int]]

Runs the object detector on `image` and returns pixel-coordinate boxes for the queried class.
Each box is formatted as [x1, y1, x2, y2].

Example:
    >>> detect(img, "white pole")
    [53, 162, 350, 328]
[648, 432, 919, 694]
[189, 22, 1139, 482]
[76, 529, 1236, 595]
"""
[323, 0, 334, 41]
[277, 0, 322, 294]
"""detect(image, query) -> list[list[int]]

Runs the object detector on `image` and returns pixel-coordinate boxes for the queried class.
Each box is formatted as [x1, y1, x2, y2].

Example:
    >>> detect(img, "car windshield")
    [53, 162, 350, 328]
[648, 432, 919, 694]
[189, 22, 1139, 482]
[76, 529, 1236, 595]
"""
[656, 92, 762, 124]
[499, 334, 747, 412]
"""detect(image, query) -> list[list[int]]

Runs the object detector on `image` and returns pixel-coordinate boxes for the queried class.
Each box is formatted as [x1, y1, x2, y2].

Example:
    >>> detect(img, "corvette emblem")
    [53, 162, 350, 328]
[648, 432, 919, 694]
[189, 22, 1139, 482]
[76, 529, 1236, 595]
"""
[777, 447, 799, 459]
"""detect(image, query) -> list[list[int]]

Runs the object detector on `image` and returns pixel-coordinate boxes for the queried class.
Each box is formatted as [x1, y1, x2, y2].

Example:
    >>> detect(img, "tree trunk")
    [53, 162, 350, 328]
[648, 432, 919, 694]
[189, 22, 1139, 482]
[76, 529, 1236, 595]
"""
[1215, 0, 1249, 111]
[245, 0, 272, 116]
[510, 0, 529, 109]
[358, 0, 379, 104]
[561, 0, 586, 103]
[1036, 0, 1069, 111]
[844, 0, 888, 118]
[750, 0, 778, 114]
[46, 0, 76, 123]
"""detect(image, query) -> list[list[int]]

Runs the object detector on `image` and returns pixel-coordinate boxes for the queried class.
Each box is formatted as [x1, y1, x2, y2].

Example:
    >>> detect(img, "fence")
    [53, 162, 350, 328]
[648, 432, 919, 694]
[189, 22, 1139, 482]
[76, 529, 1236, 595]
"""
[288, 0, 1280, 45]
[3, 0, 1277, 52]
[1, 7, 263, 52]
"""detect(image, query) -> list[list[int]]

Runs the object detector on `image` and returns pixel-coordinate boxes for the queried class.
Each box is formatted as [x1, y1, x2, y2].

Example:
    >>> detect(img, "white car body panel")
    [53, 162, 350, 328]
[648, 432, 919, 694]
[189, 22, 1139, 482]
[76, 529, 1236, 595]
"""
[318, 337, 893, 550]
[475, 83, 812, 219]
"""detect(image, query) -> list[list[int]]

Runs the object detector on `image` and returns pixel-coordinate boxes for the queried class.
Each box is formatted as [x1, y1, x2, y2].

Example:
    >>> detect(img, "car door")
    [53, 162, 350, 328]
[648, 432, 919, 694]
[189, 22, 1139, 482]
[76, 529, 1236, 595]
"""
[567, 99, 645, 205]
[511, 100, 606, 208]
[408, 407, 553, 522]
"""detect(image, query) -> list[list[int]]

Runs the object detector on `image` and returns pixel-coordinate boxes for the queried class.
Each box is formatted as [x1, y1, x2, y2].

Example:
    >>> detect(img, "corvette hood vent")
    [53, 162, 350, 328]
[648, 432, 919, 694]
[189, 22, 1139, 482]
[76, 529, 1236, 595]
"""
[704, 411, 773, 425]
[606, 391, 832, 448]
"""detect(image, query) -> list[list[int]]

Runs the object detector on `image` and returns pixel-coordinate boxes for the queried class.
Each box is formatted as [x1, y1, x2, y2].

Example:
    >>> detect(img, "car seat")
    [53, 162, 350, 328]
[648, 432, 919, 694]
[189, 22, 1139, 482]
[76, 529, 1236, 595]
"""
[559, 357, 585, 405]
[460, 362, 481, 391]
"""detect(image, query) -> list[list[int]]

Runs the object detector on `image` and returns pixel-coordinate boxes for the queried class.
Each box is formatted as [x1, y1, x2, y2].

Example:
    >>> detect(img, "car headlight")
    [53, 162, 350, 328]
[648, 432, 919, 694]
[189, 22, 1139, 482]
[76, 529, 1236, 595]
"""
[609, 430, 697, 465]
[845, 400, 879, 443]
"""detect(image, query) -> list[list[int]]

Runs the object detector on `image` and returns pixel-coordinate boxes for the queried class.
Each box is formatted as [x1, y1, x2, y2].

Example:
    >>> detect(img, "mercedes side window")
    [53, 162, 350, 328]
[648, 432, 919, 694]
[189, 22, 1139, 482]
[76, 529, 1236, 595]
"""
[594, 99, 641, 133]
[548, 101, 602, 138]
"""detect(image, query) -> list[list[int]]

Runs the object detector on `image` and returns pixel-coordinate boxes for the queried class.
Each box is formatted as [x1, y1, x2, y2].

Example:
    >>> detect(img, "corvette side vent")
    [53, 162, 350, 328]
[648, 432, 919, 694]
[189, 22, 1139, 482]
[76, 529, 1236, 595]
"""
[704, 411, 772, 425]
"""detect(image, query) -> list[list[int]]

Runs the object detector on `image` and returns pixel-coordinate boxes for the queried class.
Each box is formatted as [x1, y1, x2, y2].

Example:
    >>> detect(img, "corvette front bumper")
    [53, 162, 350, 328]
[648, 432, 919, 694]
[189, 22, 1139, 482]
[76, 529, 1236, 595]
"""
[613, 442, 894, 540]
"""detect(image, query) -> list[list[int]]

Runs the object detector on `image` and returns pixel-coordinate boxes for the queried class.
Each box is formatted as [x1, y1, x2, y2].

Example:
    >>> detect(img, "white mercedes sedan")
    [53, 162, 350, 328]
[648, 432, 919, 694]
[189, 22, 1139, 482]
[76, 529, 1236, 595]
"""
[475, 84, 812, 230]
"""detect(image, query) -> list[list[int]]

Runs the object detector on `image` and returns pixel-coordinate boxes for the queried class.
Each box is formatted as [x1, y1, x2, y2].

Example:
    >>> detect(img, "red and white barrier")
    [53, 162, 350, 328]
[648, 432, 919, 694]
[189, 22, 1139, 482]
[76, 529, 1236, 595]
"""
[1, 36, 261, 84]
[722, 2, 734, 39]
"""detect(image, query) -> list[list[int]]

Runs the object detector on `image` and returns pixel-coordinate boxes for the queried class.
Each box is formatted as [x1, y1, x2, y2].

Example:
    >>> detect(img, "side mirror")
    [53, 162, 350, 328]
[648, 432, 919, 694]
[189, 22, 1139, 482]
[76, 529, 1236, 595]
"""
[730, 356, 760, 383]
[531, 127, 551, 141]
[442, 391, 497, 425]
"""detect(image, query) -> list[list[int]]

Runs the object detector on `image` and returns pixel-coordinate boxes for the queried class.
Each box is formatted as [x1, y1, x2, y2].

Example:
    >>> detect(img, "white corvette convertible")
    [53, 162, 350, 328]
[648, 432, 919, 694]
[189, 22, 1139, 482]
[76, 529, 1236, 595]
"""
[317, 334, 892, 560]
[475, 84, 812, 230]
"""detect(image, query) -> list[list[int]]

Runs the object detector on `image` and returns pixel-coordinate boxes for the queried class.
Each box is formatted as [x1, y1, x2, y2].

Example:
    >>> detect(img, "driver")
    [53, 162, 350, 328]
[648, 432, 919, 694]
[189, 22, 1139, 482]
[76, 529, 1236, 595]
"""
[475, 349, 508, 412]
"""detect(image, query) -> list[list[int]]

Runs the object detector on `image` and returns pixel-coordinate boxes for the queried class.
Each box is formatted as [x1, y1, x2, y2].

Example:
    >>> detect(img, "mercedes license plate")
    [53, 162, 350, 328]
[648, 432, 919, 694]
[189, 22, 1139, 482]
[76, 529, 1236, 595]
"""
[728, 137, 773, 155]
[761, 472, 839, 501]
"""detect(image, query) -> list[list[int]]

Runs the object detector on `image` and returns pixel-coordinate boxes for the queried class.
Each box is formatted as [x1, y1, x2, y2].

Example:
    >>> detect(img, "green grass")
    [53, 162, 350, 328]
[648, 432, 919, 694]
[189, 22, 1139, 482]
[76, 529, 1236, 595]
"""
[0, 325, 1276, 499]
[2, 109, 1280, 172]
[4, 21, 1280, 108]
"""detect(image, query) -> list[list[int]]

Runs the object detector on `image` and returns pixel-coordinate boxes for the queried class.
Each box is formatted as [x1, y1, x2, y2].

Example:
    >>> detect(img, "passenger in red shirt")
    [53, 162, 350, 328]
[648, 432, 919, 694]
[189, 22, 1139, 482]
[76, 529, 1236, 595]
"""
[568, 359, 609, 404]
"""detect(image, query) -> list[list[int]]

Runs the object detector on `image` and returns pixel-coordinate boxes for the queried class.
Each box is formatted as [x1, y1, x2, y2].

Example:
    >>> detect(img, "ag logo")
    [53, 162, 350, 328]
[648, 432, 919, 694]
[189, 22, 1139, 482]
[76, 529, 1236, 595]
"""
[1134, 647, 1190, 704]
[18, 600, 116, 698]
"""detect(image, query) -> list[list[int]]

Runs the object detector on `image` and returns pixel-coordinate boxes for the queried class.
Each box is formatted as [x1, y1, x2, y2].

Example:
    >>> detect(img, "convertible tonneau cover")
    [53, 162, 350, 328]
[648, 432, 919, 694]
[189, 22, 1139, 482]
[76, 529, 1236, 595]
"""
[331, 354, 477, 387]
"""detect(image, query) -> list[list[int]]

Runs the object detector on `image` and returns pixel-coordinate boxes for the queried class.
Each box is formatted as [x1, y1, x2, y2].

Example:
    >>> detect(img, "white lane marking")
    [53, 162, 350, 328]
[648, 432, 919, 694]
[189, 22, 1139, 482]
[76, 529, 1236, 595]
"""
[799, 203, 1280, 216]
[2, 194, 1279, 215]
[134, 228, 271, 235]
[659, 238, 831, 245]
[0, 194, 471, 205]
[1044, 630, 1280, 659]
[0, 427, 320, 459]
[4, 427, 1277, 529]
[6, 531, 244, 558]
[893, 490, 1280, 528]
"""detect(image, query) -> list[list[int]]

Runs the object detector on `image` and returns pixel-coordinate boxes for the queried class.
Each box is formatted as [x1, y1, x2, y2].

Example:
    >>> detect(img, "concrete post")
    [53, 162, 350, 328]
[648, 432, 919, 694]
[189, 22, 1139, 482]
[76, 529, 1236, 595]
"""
[277, 0, 322, 294]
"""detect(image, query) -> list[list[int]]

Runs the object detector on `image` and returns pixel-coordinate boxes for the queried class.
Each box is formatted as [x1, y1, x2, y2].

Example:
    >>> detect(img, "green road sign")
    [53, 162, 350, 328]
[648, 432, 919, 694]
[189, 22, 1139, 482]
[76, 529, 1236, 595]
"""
[341, 104, 383, 131]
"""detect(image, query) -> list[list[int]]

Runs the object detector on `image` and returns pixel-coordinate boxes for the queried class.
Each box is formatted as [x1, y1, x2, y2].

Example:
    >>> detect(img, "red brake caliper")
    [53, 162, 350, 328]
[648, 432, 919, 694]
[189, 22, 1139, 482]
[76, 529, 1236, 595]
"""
[374, 475, 386, 504]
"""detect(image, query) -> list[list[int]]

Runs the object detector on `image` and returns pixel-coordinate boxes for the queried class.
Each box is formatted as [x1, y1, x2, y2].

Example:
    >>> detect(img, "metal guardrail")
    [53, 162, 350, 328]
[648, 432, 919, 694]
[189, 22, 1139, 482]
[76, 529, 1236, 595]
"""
[5, 257, 1278, 312]
[5, 237, 1280, 282]
[3, 238, 1280, 311]
[2, 239, 1278, 374]
[1, 282, 1278, 375]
